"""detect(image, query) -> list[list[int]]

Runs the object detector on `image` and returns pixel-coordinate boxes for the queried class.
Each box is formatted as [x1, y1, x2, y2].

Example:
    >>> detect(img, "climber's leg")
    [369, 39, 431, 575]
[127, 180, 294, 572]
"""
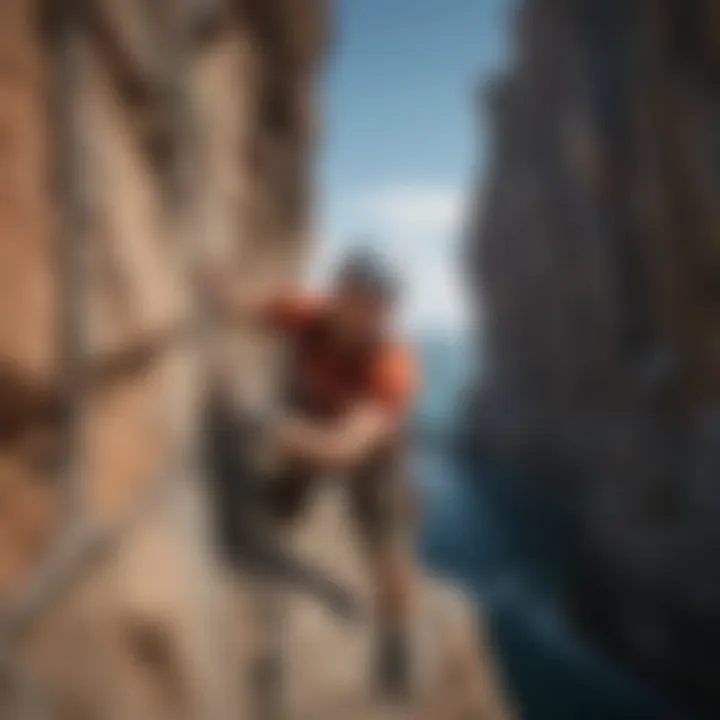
[348, 441, 420, 699]
[262, 462, 319, 523]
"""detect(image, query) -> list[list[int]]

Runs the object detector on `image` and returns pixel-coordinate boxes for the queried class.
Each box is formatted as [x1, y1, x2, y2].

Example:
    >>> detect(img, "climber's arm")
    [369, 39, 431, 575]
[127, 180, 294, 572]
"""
[197, 264, 316, 330]
[274, 345, 416, 473]
[273, 403, 397, 473]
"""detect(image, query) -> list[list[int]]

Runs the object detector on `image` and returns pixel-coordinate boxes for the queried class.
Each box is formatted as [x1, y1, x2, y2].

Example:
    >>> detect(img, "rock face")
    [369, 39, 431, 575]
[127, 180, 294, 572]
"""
[1, 0, 327, 717]
[0, 0, 328, 596]
[1, 2, 513, 718]
[467, 0, 720, 712]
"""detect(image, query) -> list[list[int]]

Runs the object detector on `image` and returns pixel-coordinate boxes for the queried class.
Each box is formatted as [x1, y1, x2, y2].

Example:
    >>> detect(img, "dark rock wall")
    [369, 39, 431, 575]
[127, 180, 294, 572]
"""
[467, 0, 720, 711]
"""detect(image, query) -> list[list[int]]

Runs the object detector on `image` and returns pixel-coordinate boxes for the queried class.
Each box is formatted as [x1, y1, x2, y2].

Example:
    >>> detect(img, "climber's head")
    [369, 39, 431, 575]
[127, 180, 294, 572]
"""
[330, 247, 400, 345]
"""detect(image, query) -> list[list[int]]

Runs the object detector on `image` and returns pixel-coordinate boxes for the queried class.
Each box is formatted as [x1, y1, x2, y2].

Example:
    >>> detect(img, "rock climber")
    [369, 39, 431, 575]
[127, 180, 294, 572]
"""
[201, 247, 420, 699]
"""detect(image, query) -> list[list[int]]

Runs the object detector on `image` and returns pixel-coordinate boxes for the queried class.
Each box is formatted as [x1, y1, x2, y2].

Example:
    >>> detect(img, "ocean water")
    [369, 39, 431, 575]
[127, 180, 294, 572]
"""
[411, 335, 689, 720]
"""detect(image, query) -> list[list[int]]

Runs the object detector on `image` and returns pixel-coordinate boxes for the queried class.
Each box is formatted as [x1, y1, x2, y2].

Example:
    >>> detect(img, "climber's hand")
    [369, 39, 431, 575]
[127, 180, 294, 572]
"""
[271, 404, 395, 474]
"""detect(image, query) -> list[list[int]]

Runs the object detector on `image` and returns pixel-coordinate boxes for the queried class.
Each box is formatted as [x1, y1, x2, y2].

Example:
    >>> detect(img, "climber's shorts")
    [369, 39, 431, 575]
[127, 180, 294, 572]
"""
[264, 440, 417, 559]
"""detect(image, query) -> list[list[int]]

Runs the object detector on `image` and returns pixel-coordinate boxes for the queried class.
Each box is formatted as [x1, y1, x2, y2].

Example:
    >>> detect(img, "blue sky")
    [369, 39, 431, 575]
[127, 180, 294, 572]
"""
[309, 0, 513, 335]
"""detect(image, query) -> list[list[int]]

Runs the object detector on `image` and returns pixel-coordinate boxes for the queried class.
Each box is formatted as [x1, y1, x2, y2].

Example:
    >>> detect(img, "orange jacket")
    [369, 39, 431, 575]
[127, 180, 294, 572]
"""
[261, 293, 417, 419]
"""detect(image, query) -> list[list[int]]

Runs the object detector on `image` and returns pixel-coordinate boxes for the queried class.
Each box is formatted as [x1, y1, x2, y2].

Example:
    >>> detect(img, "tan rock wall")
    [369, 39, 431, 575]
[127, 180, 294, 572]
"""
[1, 2, 326, 718]
[0, 0, 326, 593]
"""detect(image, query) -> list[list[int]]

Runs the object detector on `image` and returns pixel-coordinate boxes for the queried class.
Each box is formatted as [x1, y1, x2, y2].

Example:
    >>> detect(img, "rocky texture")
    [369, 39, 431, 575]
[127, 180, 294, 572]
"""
[1, 1, 512, 718]
[4, 486, 516, 720]
[0, 0, 327, 593]
[1, 0, 327, 717]
[467, 0, 720, 713]
[259, 486, 515, 720]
